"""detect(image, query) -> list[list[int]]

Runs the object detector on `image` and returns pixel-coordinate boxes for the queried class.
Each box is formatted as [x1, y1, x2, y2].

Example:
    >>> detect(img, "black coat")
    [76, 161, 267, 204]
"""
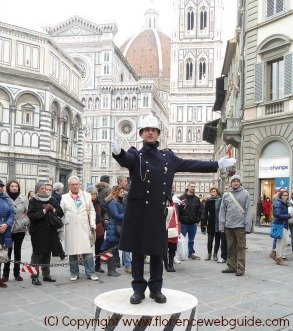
[27, 197, 64, 254]
[203, 197, 222, 233]
[113, 143, 218, 255]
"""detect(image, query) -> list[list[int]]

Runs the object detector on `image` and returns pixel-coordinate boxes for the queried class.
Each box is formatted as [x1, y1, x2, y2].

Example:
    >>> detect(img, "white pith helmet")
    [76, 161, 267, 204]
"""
[139, 114, 161, 135]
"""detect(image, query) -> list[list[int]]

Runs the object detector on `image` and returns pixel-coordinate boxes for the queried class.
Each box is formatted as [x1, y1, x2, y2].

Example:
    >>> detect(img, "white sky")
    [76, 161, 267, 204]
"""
[1, 0, 237, 46]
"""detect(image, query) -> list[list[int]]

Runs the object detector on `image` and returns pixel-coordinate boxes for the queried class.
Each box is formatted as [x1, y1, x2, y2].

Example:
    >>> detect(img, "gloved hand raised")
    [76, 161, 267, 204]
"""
[218, 156, 236, 170]
[112, 139, 121, 155]
[172, 195, 182, 204]
[44, 204, 54, 213]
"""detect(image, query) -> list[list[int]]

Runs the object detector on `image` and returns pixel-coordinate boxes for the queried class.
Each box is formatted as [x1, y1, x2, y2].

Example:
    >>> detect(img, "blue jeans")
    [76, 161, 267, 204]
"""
[180, 223, 197, 257]
[69, 254, 95, 277]
[122, 251, 132, 269]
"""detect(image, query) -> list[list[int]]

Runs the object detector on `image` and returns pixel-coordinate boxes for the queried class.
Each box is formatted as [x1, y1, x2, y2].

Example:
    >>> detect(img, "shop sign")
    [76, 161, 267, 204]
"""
[259, 157, 290, 178]
[275, 177, 289, 190]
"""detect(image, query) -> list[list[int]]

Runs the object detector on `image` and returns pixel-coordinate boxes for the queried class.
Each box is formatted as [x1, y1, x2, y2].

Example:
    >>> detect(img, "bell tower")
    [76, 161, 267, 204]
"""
[169, 0, 224, 194]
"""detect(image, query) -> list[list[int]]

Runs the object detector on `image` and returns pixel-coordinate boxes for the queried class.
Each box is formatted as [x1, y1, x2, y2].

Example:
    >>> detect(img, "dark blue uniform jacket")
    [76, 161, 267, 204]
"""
[113, 142, 218, 255]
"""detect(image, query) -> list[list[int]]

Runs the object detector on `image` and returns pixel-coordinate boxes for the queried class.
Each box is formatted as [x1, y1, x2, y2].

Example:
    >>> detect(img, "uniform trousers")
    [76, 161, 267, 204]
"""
[132, 253, 163, 293]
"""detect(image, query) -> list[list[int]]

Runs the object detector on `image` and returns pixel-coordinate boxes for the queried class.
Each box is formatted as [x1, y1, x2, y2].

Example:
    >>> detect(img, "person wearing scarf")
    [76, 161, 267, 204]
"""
[0, 179, 14, 288]
[2, 180, 28, 283]
[27, 182, 64, 285]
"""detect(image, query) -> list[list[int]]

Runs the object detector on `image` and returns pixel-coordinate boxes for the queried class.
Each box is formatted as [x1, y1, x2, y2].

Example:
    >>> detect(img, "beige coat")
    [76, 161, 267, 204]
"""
[60, 190, 95, 255]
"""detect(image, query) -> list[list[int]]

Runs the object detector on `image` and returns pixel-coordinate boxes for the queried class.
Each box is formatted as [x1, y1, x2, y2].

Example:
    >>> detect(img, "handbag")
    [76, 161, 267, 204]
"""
[48, 213, 63, 229]
[168, 227, 179, 238]
[96, 222, 105, 237]
[270, 223, 284, 239]
[0, 244, 9, 263]
[165, 206, 174, 230]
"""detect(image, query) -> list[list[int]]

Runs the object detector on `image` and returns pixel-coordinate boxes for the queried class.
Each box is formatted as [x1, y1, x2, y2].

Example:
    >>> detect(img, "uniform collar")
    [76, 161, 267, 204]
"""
[142, 141, 159, 151]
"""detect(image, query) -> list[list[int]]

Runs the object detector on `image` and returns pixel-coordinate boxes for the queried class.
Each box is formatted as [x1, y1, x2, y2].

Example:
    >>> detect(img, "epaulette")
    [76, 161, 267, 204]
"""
[161, 148, 172, 151]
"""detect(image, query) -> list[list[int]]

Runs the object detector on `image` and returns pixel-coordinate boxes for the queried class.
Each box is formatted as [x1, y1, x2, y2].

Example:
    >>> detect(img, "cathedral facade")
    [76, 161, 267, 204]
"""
[46, 16, 169, 187]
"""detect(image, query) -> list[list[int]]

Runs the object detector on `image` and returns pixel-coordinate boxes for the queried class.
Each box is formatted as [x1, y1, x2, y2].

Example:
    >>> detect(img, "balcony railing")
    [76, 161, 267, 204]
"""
[265, 101, 284, 115]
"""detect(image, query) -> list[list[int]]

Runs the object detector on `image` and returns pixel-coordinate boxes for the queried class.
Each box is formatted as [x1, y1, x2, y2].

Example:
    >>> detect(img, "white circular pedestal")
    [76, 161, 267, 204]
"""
[94, 288, 198, 330]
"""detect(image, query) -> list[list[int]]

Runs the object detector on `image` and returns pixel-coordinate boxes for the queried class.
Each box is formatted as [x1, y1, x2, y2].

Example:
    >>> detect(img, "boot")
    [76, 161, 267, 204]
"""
[0, 279, 7, 288]
[269, 250, 276, 261]
[107, 258, 121, 277]
[168, 254, 176, 272]
[204, 253, 211, 261]
[163, 255, 172, 272]
[213, 253, 218, 261]
[276, 257, 288, 266]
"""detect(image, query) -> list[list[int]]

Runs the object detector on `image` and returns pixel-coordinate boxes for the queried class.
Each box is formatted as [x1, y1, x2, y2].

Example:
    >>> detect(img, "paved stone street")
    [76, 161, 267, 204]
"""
[1, 227, 293, 331]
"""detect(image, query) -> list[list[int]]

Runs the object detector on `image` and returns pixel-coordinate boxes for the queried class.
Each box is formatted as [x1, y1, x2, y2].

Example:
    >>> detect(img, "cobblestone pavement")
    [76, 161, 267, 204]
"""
[1, 226, 293, 331]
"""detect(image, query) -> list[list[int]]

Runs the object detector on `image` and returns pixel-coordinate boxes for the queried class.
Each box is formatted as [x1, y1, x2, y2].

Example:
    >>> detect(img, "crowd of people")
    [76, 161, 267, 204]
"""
[0, 114, 292, 308]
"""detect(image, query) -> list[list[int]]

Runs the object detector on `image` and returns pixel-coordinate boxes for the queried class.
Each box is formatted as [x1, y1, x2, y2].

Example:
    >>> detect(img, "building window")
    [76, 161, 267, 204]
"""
[200, 9, 207, 30]
[88, 97, 93, 109]
[123, 97, 129, 109]
[103, 65, 109, 75]
[62, 115, 68, 136]
[95, 97, 100, 109]
[51, 111, 57, 131]
[104, 52, 110, 62]
[268, 58, 284, 100]
[102, 117, 107, 126]
[186, 59, 193, 80]
[187, 9, 194, 31]
[21, 103, 34, 126]
[120, 73, 124, 82]
[143, 95, 149, 107]
[131, 97, 137, 109]
[116, 97, 121, 109]
[199, 59, 207, 82]
[102, 130, 107, 139]
[177, 106, 183, 122]
[267, 0, 284, 18]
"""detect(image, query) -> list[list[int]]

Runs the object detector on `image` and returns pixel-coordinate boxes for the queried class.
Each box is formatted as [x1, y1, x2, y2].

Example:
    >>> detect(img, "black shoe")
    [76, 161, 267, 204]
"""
[169, 265, 176, 272]
[43, 276, 56, 282]
[222, 268, 236, 273]
[14, 275, 23, 281]
[96, 267, 105, 273]
[149, 292, 167, 303]
[130, 292, 145, 304]
[32, 278, 42, 285]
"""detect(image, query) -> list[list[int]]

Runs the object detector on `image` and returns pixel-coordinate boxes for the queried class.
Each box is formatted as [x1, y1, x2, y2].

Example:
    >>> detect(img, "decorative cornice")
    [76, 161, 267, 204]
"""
[44, 16, 118, 37]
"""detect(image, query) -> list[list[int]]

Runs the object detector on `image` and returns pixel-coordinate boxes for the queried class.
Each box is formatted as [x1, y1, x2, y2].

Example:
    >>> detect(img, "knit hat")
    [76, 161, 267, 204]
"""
[35, 181, 46, 193]
[100, 175, 110, 184]
[229, 174, 242, 184]
[0, 180, 4, 187]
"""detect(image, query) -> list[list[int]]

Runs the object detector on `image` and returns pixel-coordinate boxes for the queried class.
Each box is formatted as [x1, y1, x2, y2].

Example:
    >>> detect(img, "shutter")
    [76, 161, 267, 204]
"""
[254, 62, 264, 103]
[284, 53, 293, 97]
[267, 0, 274, 17]
[276, 0, 284, 13]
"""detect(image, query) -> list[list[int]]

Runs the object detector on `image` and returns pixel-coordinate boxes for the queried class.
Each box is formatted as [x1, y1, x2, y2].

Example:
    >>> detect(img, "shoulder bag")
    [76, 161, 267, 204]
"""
[48, 213, 63, 230]
[82, 191, 96, 246]
[270, 223, 284, 239]
[228, 192, 245, 214]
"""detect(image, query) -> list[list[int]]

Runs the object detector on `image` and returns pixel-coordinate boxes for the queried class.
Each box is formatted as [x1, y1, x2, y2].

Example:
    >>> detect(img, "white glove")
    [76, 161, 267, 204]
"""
[172, 195, 182, 204]
[112, 139, 121, 155]
[218, 157, 236, 170]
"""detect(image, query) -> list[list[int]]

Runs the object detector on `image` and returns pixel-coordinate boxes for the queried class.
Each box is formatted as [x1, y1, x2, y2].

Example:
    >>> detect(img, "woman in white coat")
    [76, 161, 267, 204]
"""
[60, 176, 99, 281]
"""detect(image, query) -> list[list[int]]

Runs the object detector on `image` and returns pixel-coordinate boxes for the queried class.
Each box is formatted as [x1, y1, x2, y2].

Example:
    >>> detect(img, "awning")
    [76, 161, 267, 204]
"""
[203, 118, 220, 144]
[213, 77, 225, 111]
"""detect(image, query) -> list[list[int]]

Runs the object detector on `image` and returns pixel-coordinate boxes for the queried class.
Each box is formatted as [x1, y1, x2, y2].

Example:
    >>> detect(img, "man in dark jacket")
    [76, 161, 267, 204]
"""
[112, 114, 236, 304]
[179, 182, 202, 260]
